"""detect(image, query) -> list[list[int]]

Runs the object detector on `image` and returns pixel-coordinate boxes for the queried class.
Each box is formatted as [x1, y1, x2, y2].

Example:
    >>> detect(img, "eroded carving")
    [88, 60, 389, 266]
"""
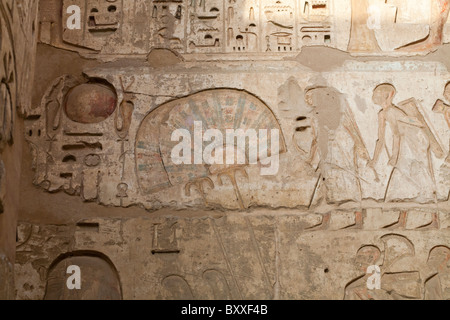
[425, 246, 450, 300]
[0, 1, 17, 150]
[161, 275, 194, 300]
[344, 245, 387, 300]
[0, 254, 14, 299]
[203, 269, 233, 299]
[302, 86, 376, 203]
[345, 234, 423, 300]
[13, 215, 450, 299]
[44, 253, 122, 300]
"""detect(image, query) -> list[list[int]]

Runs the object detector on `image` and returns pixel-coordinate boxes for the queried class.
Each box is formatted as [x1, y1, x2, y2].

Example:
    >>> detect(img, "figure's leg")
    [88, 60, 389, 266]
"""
[348, 0, 381, 52]
[430, 0, 450, 45]
[397, 0, 450, 51]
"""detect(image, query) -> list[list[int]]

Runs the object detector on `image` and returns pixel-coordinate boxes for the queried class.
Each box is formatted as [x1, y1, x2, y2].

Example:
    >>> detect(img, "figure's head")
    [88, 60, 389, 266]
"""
[427, 246, 450, 273]
[372, 84, 396, 107]
[443, 82, 450, 101]
[304, 86, 337, 109]
[355, 245, 381, 273]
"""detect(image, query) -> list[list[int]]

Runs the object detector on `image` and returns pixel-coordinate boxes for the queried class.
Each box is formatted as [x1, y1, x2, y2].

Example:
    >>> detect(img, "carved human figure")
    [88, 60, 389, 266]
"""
[344, 246, 390, 300]
[369, 84, 444, 202]
[425, 246, 450, 300]
[304, 87, 343, 165]
[303, 87, 376, 202]
[433, 82, 450, 163]
[345, 235, 422, 300]
[398, 0, 450, 52]
[379, 234, 422, 299]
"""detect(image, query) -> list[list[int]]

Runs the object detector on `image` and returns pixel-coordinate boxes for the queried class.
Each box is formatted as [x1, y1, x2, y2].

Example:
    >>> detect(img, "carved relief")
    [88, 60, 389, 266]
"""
[302, 86, 375, 203]
[135, 89, 286, 208]
[397, 0, 450, 52]
[348, 0, 450, 54]
[26, 75, 118, 201]
[263, 0, 295, 52]
[187, 0, 222, 52]
[344, 236, 450, 300]
[424, 246, 450, 300]
[0, 254, 14, 299]
[28, 84, 300, 209]
[150, 0, 185, 52]
[44, 253, 122, 300]
[0, 0, 17, 150]
[370, 84, 445, 203]
[433, 82, 450, 201]
[161, 275, 194, 300]
[8, 0, 450, 303]
[14, 215, 450, 299]
[290, 79, 450, 204]
[348, 0, 381, 53]
[299, 0, 333, 47]
[12, 0, 38, 115]
[151, 221, 181, 254]
[0, 0, 38, 301]
[433, 81, 450, 162]
[203, 269, 233, 299]
[62, 0, 123, 51]
[34, 0, 450, 56]
[345, 234, 423, 300]
[38, 0, 61, 45]
[26, 67, 450, 209]
[344, 245, 387, 300]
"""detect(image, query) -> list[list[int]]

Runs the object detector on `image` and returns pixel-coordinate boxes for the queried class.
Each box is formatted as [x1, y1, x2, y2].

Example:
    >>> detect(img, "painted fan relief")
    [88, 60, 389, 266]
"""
[136, 89, 286, 195]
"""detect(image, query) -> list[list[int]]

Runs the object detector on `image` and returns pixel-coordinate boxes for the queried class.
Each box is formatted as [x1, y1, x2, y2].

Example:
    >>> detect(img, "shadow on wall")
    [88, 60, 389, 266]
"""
[44, 251, 122, 300]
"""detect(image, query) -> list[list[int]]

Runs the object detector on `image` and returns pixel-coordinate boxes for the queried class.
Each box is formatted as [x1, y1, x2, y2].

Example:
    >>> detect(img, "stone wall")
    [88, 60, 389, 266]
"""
[14, 209, 450, 299]
[0, 0, 38, 299]
[7, 0, 450, 299]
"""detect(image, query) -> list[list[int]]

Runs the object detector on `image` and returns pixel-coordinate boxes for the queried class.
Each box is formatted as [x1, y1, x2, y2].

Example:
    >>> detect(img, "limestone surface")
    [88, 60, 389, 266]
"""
[1, 0, 450, 300]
